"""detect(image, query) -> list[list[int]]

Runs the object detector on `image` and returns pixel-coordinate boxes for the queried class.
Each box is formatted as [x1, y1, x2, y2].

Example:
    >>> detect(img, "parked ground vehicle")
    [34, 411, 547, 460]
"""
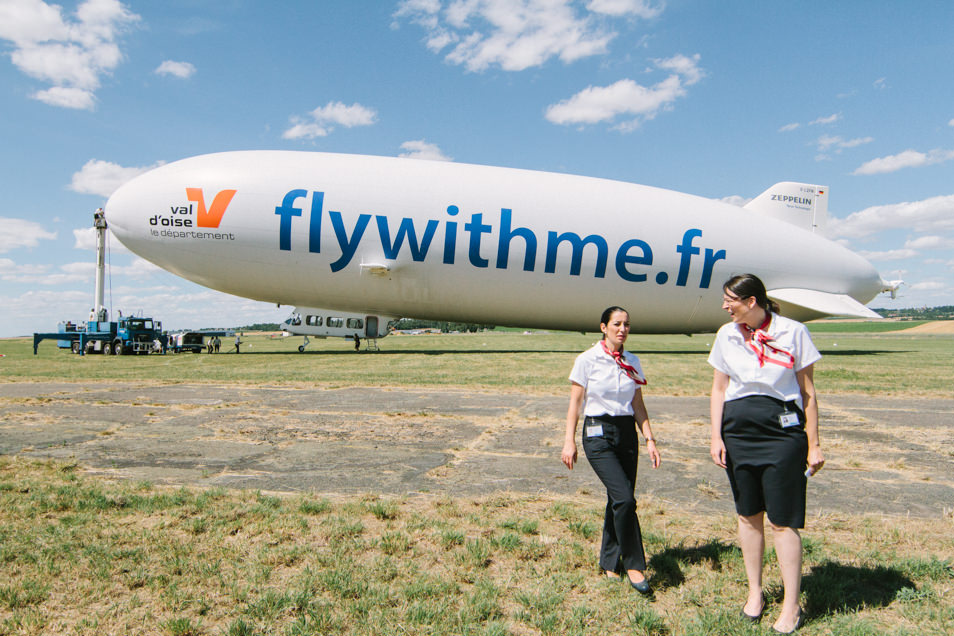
[35, 315, 166, 355]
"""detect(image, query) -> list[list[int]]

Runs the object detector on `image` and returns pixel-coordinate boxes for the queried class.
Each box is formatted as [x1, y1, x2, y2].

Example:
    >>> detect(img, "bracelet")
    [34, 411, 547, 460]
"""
[645, 438, 656, 444]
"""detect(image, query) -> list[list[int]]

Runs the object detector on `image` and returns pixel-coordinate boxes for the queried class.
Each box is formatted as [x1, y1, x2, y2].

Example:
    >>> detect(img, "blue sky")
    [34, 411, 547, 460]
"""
[1, 0, 953, 337]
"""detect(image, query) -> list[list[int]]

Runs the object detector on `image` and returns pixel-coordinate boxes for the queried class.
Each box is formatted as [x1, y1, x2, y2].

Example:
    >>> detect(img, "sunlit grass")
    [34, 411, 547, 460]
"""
[3, 328, 953, 397]
[0, 458, 950, 636]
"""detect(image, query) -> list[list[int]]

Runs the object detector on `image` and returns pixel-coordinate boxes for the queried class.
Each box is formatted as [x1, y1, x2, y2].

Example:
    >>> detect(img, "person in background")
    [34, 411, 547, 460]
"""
[709, 274, 825, 634]
[562, 306, 661, 595]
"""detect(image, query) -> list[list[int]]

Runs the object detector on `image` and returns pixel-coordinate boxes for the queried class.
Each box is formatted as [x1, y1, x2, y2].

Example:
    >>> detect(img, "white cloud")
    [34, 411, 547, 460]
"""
[0, 218, 57, 252]
[852, 148, 954, 175]
[816, 135, 873, 152]
[949, 118, 954, 127]
[282, 101, 377, 140]
[809, 113, 841, 126]
[856, 248, 918, 261]
[829, 194, 954, 239]
[0, 259, 91, 285]
[0, 0, 139, 110]
[32, 85, 96, 109]
[873, 77, 887, 90]
[399, 140, 453, 161]
[69, 159, 162, 197]
[155, 60, 196, 79]
[586, 0, 663, 18]
[778, 122, 800, 132]
[395, 0, 654, 72]
[73, 226, 131, 253]
[545, 54, 702, 130]
[903, 235, 954, 250]
[718, 195, 750, 207]
[910, 281, 945, 291]
[112, 257, 162, 279]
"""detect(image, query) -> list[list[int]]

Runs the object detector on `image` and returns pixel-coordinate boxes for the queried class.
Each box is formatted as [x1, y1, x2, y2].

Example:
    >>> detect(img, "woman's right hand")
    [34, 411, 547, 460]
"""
[561, 440, 577, 470]
[710, 437, 727, 468]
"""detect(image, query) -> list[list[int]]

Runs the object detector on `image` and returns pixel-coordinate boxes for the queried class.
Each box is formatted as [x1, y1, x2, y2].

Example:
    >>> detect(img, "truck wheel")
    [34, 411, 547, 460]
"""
[103, 342, 113, 355]
[114, 341, 125, 356]
[298, 345, 305, 352]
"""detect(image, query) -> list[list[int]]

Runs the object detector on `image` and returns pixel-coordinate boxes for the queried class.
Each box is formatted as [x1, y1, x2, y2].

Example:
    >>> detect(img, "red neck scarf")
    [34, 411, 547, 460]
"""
[738, 313, 794, 368]
[600, 340, 647, 384]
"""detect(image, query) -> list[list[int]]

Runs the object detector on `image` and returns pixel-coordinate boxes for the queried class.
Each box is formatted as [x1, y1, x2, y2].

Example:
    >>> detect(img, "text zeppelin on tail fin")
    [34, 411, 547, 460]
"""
[744, 182, 879, 319]
[104, 151, 892, 335]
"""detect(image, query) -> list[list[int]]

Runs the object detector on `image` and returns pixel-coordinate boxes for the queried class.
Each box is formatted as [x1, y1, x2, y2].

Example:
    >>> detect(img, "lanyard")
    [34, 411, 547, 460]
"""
[739, 314, 795, 369]
[600, 340, 647, 385]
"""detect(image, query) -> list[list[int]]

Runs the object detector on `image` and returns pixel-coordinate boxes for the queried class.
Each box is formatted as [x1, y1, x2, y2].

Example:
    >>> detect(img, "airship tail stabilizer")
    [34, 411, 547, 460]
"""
[768, 288, 881, 320]
[745, 182, 829, 235]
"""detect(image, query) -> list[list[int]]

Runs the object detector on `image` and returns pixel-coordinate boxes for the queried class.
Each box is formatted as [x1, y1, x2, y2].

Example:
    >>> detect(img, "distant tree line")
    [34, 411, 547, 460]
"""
[392, 318, 496, 333]
[234, 323, 281, 331]
[872, 306, 954, 320]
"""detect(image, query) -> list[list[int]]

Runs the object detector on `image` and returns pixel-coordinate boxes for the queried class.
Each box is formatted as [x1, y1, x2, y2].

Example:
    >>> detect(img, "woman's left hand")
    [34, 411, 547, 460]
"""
[646, 440, 660, 468]
[807, 445, 825, 475]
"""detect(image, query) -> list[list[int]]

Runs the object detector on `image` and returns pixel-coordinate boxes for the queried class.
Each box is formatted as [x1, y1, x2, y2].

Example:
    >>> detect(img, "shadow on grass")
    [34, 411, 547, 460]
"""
[803, 561, 917, 616]
[648, 540, 740, 590]
[816, 349, 903, 356]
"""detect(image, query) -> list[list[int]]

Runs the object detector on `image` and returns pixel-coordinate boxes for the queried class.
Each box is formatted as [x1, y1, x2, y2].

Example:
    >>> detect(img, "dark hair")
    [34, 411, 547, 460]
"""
[600, 306, 629, 339]
[723, 274, 780, 314]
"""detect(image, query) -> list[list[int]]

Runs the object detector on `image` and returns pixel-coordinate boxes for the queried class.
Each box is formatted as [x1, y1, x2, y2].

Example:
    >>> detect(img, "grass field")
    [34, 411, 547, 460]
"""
[1, 328, 953, 635]
[1, 458, 951, 636]
[2, 327, 953, 397]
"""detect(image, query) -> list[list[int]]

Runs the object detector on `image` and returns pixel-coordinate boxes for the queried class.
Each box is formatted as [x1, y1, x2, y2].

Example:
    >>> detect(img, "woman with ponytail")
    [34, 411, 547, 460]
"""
[562, 306, 661, 594]
[709, 274, 825, 633]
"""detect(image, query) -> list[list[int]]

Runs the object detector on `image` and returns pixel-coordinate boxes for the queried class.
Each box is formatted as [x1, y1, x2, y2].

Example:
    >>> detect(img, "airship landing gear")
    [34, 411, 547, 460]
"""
[298, 335, 311, 353]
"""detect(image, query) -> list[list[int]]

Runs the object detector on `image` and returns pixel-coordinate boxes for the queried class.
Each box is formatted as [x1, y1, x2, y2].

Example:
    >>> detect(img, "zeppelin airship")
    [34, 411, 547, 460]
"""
[104, 151, 888, 339]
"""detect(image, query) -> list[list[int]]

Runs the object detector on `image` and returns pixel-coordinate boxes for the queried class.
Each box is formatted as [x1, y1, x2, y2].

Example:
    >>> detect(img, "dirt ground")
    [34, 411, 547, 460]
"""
[1, 382, 952, 519]
[902, 320, 954, 334]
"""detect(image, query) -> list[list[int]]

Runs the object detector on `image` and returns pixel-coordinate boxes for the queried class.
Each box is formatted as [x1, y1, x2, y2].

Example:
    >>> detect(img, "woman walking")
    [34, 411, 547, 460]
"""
[562, 306, 661, 594]
[709, 274, 825, 633]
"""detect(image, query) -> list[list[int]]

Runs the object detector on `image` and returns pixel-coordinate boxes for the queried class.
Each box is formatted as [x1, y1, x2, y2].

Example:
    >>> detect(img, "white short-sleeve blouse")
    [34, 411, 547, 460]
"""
[569, 342, 646, 417]
[708, 313, 820, 409]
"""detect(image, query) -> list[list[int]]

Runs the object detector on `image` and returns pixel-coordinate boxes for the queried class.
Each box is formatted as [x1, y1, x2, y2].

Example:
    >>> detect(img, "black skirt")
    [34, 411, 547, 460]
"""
[722, 395, 808, 528]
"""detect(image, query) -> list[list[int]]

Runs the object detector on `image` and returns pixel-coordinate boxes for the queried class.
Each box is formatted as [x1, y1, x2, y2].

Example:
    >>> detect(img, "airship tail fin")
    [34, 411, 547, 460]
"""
[745, 182, 828, 234]
[768, 287, 881, 319]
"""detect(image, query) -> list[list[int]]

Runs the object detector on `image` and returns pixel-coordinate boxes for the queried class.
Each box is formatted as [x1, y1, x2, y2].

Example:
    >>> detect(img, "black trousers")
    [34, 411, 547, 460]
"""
[582, 414, 647, 572]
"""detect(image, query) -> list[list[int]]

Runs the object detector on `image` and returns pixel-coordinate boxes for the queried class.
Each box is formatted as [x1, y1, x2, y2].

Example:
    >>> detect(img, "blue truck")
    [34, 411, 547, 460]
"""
[34, 315, 167, 355]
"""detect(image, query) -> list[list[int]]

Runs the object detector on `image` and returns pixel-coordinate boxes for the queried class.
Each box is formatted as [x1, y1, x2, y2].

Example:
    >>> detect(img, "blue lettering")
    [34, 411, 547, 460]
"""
[275, 189, 307, 251]
[328, 211, 371, 273]
[443, 205, 458, 265]
[274, 192, 728, 289]
[308, 191, 323, 254]
[675, 228, 702, 287]
[615, 239, 653, 282]
[701, 247, 727, 288]
[496, 208, 536, 271]
[545, 231, 608, 277]
[376, 216, 439, 261]
[464, 213, 492, 268]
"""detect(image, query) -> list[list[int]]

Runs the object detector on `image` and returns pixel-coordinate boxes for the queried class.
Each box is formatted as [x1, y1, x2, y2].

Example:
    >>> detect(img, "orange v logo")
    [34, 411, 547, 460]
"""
[186, 188, 237, 228]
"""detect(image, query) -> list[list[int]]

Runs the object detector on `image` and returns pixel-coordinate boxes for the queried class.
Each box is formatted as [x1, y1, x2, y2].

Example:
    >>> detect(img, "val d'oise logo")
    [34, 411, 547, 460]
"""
[187, 188, 237, 228]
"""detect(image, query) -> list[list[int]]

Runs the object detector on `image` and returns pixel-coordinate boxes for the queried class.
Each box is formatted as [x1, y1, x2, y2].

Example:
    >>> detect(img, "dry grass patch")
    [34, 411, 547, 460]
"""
[1, 457, 951, 636]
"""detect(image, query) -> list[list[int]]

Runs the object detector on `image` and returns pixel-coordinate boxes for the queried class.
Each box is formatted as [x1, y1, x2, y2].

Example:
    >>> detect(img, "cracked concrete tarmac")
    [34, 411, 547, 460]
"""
[1, 382, 952, 518]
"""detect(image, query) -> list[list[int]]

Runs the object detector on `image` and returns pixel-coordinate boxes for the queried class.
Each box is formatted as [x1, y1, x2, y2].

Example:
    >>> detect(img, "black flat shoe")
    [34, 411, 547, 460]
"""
[741, 595, 765, 622]
[771, 607, 802, 634]
[627, 573, 652, 595]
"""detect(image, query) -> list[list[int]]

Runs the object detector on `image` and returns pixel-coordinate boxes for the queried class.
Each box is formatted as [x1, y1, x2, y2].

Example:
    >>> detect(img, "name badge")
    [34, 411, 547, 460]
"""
[585, 424, 604, 437]
[778, 411, 801, 428]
